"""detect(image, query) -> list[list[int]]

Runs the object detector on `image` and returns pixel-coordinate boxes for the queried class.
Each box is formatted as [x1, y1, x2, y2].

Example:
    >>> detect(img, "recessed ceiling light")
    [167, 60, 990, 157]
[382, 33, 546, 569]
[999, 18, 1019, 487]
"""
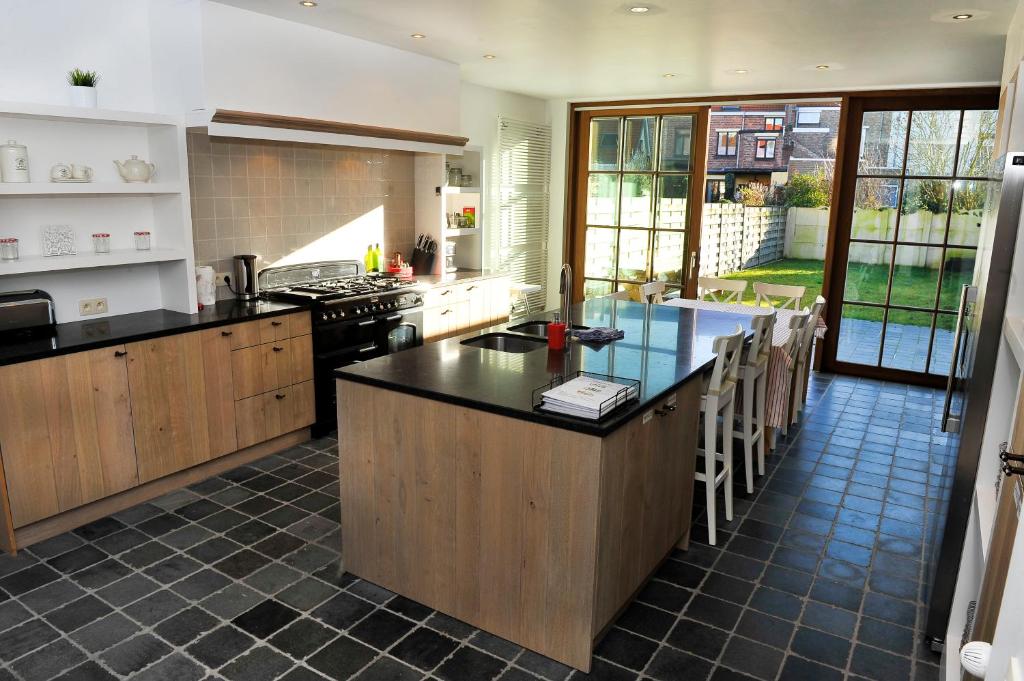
[629, 6, 651, 13]
[734, 69, 749, 74]
[663, 73, 676, 78]
[299, 0, 317, 6]
[952, 13, 973, 19]
[483, 54, 497, 60]
[816, 64, 830, 70]
[410, 33, 426, 39]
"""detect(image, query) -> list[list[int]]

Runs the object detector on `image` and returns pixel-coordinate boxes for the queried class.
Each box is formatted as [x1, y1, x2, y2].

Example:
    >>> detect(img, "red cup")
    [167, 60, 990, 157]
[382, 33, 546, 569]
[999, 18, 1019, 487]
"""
[547, 322, 566, 350]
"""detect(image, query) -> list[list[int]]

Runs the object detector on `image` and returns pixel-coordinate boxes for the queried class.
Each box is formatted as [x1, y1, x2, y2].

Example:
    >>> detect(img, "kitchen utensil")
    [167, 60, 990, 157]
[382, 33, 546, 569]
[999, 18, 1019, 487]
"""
[92, 233, 110, 254]
[231, 254, 260, 300]
[41, 225, 76, 256]
[0, 290, 56, 334]
[114, 155, 155, 183]
[0, 140, 30, 183]
[134, 231, 151, 250]
[0, 238, 19, 261]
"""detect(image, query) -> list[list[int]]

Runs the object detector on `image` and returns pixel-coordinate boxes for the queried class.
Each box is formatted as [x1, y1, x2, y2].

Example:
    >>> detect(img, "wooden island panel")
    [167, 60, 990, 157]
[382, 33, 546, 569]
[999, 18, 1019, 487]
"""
[338, 378, 699, 671]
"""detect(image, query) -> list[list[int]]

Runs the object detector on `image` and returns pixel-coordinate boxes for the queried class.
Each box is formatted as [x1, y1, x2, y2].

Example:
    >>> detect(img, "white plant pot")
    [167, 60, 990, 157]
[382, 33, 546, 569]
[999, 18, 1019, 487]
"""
[69, 86, 97, 108]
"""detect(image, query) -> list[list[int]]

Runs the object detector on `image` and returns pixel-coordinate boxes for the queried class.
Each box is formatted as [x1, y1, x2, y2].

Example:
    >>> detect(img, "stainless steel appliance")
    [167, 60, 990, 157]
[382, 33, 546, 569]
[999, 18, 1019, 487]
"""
[231, 254, 260, 301]
[925, 153, 1024, 649]
[0, 289, 56, 335]
[260, 260, 425, 436]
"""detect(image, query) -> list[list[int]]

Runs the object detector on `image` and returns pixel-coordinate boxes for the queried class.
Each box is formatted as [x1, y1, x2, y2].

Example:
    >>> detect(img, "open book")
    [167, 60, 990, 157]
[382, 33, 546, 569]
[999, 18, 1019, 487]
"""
[539, 376, 639, 420]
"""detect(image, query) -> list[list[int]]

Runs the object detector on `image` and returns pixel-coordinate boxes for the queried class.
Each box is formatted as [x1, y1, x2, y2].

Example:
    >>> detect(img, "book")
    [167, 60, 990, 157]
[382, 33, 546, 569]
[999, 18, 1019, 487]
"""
[539, 376, 639, 419]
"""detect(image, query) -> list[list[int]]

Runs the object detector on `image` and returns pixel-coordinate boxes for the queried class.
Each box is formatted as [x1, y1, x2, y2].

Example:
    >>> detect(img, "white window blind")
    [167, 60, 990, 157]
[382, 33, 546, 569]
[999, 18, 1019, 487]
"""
[492, 116, 551, 317]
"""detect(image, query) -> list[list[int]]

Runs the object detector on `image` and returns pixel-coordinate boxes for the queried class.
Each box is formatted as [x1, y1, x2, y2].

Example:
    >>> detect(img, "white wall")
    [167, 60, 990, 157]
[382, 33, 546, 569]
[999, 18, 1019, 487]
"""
[202, 2, 461, 135]
[0, 0, 157, 111]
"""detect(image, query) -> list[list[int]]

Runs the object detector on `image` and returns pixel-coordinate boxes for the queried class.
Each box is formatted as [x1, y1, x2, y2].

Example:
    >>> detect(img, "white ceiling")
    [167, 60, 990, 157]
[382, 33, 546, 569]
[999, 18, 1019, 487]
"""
[216, 0, 1016, 100]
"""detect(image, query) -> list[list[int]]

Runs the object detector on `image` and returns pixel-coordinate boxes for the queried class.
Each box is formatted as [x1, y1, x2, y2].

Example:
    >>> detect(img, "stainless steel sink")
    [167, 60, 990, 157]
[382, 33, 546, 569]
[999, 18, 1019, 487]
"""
[461, 333, 548, 353]
[507, 321, 590, 338]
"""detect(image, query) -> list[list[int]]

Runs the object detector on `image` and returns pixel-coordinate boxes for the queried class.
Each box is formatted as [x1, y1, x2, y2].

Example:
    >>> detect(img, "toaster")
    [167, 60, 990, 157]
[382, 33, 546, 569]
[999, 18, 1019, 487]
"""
[0, 290, 56, 335]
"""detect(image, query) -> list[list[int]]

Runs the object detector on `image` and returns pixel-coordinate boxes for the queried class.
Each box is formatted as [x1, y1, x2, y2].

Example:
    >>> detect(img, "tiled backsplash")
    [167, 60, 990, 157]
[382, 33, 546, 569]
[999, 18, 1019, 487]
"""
[187, 131, 416, 276]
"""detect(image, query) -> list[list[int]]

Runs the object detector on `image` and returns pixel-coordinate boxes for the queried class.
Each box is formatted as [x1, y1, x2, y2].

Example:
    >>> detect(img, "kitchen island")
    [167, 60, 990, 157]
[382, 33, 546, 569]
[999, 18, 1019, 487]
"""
[335, 298, 755, 671]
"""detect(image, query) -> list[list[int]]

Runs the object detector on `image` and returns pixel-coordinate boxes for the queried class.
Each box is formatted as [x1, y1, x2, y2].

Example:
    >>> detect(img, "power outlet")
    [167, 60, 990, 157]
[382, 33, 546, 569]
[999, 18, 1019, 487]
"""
[79, 297, 108, 316]
[215, 272, 230, 287]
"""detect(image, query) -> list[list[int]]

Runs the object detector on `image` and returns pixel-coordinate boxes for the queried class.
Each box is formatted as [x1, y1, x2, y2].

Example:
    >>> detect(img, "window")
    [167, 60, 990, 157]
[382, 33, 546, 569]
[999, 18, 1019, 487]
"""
[765, 116, 783, 131]
[717, 131, 737, 156]
[797, 109, 821, 125]
[755, 138, 776, 159]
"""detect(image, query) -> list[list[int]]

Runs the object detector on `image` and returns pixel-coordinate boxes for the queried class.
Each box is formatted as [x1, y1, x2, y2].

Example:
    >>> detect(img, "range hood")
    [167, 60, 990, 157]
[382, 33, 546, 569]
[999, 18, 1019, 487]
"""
[188, 108, 469, 155]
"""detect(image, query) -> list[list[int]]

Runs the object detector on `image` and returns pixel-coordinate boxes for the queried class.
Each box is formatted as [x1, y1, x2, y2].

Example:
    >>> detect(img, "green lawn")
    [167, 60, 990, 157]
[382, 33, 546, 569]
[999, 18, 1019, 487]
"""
[717, 258, 970, 329]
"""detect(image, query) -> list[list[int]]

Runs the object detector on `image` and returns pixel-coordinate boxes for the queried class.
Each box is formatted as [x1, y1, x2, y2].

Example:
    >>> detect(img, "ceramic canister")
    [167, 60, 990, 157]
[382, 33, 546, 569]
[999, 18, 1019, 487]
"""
[0, 140, 30, 183]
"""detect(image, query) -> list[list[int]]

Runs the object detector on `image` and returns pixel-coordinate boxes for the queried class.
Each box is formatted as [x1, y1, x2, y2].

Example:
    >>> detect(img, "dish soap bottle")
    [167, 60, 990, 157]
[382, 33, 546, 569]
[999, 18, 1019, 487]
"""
[364, 244, 375, 272]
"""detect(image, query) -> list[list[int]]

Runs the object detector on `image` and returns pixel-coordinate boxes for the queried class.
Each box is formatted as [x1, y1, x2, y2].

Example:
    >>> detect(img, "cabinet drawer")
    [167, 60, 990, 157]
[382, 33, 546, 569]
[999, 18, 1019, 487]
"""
[228, 321, 262, 350]
[235, 380, 315, 449]
[232, 341, 290, 399]
[423, 285, 456, 309]
[289, 335, 314, 385]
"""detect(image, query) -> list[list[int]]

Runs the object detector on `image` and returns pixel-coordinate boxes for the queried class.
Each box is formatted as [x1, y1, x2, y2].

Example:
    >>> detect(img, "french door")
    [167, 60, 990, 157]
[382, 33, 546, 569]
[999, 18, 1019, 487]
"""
[825, 95, 999, 383]
[569, 107, 708, 300]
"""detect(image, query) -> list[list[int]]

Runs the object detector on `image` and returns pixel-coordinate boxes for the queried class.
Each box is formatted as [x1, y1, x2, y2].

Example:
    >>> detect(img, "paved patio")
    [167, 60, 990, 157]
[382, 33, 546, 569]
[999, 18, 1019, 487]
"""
[836, 319, 955, 375]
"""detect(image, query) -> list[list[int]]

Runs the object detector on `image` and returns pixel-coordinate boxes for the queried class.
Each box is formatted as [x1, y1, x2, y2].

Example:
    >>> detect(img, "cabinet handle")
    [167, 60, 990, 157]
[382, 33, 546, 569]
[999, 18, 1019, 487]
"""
[221, 330, 233, 337]
[467, 285, 477, 292]
[440, 289, 451, 296]
[271, 320, 283, 327]
[663, 404, 677, 412]
[114, 350, 127, 358]
[275, 393, 286, 400]
[441, 309, 450, 315]
[272, 346, 284, 352]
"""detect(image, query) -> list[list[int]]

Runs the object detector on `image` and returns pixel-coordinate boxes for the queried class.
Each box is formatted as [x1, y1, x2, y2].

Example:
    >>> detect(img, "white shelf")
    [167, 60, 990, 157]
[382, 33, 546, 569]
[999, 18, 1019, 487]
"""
[0, 101, 180, 127]
[443, 186, 481, 194]
[0, 248, 188, 276]
[447, 228, 481, 237]
[0, 182, 183, 197]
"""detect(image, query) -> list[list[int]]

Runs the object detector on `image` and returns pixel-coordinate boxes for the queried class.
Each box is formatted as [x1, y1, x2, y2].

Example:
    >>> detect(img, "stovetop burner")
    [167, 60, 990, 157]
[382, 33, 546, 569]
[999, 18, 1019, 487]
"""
[282, 275, 416, 299]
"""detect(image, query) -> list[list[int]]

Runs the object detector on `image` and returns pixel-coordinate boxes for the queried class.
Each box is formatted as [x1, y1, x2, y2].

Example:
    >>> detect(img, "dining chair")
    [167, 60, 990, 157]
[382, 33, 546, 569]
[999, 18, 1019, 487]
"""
[790, 295, 826, 423]
[696, 324, 744, 545]
[698, 277, 748, 304]
[605, 291, 632, 301]
[754, 282, 805, 310]
[780, 310, 810, 437]
[732, 309, 775, 494]
[640, 281, 666, 304]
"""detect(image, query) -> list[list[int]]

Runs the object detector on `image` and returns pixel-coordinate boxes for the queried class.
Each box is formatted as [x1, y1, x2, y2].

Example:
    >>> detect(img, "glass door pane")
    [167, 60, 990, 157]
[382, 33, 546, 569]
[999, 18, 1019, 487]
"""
[835, 106, 997, 377]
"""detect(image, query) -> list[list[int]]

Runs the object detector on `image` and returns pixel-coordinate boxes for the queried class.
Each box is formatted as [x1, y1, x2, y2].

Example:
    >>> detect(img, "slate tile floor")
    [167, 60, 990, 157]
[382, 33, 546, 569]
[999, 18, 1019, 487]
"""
[0, 373, 952, 681]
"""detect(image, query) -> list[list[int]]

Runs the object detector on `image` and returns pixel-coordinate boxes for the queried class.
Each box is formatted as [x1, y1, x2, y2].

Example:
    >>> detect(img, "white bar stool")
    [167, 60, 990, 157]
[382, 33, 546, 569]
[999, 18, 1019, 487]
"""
[732, 310, 776, 494]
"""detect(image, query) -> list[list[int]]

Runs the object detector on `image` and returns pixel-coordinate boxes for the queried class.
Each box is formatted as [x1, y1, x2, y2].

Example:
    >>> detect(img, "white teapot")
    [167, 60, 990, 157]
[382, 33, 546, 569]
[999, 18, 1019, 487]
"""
[114, 155, 155, 183]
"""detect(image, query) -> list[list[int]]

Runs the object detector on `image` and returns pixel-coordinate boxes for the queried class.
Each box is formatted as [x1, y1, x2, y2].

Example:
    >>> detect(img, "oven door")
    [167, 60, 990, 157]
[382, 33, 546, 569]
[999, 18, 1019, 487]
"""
[375, 307, 424, 354]
[312, 315, 385, 432]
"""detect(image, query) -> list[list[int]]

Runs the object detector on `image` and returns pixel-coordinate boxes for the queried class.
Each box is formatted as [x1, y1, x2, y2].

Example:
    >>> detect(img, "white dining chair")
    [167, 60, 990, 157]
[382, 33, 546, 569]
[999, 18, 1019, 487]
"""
[780, 310, 810, 437]
[604, 290, 632, 301]
[754, 282, 806, 311]
[732, 310, 776, 494]
[791, 296, 826, 423]
[640, 281, 666, 304]
[698, 277, 748, 304]
[696, 324, 744, 546]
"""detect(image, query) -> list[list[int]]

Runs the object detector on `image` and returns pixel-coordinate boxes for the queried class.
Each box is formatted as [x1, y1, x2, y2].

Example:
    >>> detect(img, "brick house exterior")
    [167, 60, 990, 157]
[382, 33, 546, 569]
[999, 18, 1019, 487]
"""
[705, 103, 839, 201]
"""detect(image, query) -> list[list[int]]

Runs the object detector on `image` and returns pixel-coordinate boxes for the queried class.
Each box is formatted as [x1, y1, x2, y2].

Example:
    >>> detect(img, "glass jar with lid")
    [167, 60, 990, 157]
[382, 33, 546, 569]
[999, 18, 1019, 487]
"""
[92, 233, 111, 254]
[0, 237, 18, 261]
[134, 231, 151, 251]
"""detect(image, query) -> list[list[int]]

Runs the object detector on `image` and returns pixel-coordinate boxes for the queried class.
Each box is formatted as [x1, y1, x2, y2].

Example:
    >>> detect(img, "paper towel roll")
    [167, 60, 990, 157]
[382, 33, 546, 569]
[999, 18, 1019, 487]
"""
[196, 266, 216, 306]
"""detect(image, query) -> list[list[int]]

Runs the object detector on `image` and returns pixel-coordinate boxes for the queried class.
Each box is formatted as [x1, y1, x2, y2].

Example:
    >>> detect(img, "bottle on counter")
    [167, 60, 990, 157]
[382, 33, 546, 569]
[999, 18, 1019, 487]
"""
[372, 243, 382, 272]
[364, 244, 375, 272]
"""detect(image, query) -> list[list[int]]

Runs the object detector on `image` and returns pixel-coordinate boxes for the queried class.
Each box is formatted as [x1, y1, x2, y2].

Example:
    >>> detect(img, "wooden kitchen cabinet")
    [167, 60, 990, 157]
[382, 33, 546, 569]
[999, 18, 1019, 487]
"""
[228, 311, 310, 350]
[235, 380, 315, 449]
[424, 305, 457, 341]
[200, 327, 239, 458]
[127, 332, 230, 482]
[422, 277, 511, 342]
[232, 335, 313, 399]
[0, 348, 139, 527]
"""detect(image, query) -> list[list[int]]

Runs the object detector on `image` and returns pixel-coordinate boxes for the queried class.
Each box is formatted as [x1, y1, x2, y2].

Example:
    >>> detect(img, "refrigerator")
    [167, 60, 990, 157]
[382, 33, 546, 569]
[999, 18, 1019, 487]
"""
[925, 152, 1024, 651]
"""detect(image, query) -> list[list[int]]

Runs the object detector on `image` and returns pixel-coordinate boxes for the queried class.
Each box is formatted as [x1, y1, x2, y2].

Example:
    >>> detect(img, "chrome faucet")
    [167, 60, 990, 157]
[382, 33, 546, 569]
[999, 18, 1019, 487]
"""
[559, 263, 572, 337]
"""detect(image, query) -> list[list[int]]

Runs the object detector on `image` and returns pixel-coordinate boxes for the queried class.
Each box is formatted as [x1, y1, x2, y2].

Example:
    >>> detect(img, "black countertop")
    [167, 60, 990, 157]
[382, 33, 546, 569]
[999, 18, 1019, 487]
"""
[335, 298, 757, 436]
[0, 299, 310, 367]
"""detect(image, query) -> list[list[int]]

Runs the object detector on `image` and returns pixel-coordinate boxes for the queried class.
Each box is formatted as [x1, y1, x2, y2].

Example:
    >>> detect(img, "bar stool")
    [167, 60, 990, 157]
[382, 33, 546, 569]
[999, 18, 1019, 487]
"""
[732, 310, 776, 494]
[696, 325, 744, 546]
[781, 310, 810, 437]
[791, 296, 826, 424]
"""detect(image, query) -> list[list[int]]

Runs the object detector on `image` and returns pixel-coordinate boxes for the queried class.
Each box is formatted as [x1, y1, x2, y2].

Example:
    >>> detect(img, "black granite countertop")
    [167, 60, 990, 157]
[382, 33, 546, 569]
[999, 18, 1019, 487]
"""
[335, 298, 756, 436]
[0, 299, 310, 367]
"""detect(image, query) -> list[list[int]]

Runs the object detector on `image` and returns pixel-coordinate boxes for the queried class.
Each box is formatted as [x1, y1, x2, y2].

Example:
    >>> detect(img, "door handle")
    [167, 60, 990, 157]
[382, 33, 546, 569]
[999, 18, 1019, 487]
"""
[690, 251, 698, 273]
[383, 314, 403, 322]
[114, 350, 127, 358]
[275, 393, 286, 400]
[942, 284, 971, 433]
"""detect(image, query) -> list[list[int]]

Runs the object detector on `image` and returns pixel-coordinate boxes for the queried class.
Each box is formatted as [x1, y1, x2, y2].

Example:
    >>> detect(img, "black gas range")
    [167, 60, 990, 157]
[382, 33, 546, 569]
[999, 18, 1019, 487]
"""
[260, 260, 425, 436]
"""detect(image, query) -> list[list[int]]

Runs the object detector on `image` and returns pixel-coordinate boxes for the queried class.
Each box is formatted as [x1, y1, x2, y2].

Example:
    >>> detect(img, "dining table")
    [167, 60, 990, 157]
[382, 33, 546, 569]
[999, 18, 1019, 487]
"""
[661, 298, 827, 437]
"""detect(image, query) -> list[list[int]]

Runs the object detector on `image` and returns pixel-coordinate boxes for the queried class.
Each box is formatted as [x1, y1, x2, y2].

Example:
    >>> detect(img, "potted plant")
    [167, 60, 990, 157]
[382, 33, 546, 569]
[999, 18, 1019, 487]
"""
[67, 69, 99, 108]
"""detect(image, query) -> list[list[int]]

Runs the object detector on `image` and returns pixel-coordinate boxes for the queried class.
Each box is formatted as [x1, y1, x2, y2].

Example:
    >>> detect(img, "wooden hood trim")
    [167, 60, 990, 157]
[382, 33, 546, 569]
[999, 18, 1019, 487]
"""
[211, 109, 469, 147]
